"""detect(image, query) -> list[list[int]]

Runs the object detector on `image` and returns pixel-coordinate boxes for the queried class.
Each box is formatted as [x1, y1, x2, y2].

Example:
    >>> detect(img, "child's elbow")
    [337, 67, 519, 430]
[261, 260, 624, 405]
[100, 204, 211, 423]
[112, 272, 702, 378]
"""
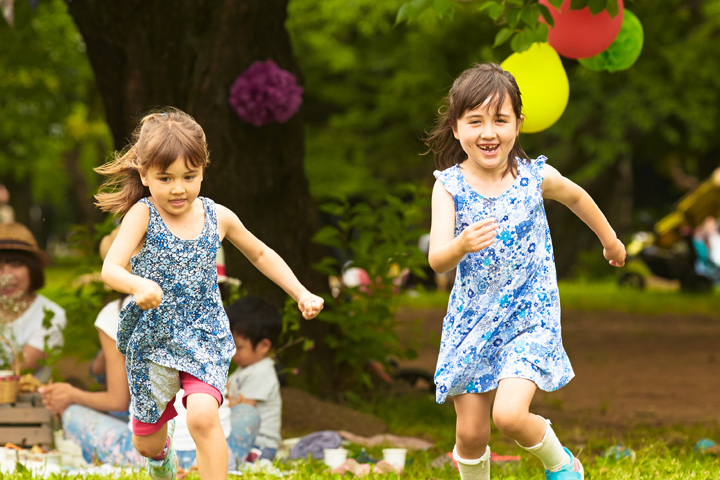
[427, 254, 444, 274]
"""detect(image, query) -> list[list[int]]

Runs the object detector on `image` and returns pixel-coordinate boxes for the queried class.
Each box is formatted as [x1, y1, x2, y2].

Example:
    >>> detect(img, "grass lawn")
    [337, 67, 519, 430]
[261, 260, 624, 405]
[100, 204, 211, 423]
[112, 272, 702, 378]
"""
[399, 279, 720, 317]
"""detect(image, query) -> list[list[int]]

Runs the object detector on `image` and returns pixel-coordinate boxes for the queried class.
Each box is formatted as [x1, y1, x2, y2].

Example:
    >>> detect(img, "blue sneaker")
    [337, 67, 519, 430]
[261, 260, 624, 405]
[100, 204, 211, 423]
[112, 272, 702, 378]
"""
[545, 447, 584, 480]
[146, 420, 178, 480]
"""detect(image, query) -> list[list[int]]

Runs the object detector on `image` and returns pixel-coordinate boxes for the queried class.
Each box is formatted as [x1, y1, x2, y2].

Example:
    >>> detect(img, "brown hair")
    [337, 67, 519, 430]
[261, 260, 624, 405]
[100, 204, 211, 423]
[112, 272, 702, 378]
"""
[0, 250, 45, 293]
[425, 63, 529, 177]
[94, 107, 209, 216]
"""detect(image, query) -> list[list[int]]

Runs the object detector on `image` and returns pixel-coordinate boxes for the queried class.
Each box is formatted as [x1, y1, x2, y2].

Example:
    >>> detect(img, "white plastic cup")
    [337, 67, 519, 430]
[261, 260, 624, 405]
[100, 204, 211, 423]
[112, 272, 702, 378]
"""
[382, 448, 407, 471]
[323, 448, 348, 469]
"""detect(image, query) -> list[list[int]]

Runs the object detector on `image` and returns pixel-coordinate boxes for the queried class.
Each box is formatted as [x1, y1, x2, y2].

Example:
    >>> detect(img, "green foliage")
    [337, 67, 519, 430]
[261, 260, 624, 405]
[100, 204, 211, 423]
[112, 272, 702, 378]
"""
[287, 0, 502, 201]
[310, 185, 429, 392]
[394, 0, 620, 53]
[0, 0, 111, 230]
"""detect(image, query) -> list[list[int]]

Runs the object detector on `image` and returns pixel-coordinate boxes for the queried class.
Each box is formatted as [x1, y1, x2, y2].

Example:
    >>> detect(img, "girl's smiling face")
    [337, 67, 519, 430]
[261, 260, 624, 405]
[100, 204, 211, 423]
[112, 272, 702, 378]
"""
[452, 94, 523, 174]
[140, 158, 203, 217]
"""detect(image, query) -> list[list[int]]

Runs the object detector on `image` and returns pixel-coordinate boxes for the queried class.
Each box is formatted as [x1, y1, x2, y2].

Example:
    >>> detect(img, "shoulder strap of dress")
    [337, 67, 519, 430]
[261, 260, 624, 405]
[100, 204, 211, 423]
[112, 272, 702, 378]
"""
[138, 197, 158, 227]
[433, 165, 462, 197]
[201, 197, 220, 238]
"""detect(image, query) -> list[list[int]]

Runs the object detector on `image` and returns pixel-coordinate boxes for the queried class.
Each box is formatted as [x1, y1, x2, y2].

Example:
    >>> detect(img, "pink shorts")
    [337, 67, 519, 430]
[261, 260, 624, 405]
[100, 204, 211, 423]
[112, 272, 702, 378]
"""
[132, 371, 222, 436]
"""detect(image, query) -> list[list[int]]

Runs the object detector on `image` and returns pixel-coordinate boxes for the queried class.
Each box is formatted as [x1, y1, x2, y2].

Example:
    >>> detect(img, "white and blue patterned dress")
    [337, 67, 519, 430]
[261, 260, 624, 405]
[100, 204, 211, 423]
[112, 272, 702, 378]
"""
[117, 197, 236, 424]
[433, 157, 574, 404]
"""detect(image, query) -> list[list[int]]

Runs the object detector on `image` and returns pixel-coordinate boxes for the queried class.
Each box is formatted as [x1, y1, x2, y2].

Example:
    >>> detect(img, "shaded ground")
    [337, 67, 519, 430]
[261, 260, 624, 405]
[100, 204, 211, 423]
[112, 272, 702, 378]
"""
[395, 307, 720, 430]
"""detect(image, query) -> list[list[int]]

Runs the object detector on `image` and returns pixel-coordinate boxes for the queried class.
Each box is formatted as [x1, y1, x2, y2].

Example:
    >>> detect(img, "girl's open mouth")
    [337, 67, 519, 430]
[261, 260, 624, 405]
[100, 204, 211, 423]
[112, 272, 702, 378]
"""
[479, 144, 499, 154]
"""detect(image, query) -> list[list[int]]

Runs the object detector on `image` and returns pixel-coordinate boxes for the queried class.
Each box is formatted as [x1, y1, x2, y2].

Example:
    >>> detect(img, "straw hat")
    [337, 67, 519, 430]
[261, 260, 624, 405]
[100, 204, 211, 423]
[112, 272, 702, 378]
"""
[0, 223, 51, 266]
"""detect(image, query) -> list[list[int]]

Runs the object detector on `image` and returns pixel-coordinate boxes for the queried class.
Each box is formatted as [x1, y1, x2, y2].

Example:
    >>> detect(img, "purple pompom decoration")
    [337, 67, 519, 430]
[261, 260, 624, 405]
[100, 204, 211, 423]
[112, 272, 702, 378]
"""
[229, 60, 303, 127]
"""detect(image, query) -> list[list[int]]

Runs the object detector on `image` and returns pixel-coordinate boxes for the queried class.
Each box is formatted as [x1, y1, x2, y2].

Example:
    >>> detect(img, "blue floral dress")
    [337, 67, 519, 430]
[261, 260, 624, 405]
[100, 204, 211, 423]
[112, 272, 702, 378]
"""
[117, 197, 236, 423]
[433, 157, 574, 404]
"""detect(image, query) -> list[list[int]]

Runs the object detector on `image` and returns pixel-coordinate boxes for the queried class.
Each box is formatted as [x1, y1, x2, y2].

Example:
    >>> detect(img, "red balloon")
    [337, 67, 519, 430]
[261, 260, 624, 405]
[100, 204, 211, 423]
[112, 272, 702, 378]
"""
[539, 0, 624, 59]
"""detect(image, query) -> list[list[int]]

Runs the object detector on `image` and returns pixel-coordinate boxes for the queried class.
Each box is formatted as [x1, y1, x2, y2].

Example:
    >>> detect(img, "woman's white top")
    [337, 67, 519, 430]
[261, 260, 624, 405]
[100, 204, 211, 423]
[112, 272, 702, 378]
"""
[95, 298, 232, 451]
[2, 294, 66, 353]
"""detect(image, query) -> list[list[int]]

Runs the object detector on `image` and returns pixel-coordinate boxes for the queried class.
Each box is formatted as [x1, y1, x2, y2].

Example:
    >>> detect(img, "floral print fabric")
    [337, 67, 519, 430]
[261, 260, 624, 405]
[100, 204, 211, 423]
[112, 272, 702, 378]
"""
[433, 157, 574, 404]
[117, 197, 236, 423]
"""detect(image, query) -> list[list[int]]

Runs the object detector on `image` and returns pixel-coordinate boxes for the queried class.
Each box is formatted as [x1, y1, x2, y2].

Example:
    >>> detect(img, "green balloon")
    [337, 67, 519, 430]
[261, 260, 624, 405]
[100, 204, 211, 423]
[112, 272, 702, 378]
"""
[579, 10, 644, 72]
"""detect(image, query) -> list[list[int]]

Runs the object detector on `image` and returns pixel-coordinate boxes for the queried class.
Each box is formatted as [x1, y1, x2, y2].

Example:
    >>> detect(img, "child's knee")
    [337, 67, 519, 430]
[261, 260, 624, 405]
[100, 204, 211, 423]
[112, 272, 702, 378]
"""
[132, 431, 166, 458]
[492, 404, 527, 437]
[456, 420, 491, 450]
[186, 408, 221, 437]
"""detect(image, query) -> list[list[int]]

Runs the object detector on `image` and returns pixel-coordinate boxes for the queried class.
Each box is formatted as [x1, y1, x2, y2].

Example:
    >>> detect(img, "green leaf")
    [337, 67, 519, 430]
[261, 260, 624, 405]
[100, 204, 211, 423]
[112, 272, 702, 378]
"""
[570, 0, 589, 10]
[395, 3, 410, 24]
[538, 3, 555, 27]
[506, 7, 522, 28]
[477, 0, 500, 13]
[532, 21, 549, 40]
[548, 0, 564, 9]
[510, 30, 535, 52]
[486, 2, 505, 20]
[432, 0, 453, 18]
[311, 225, 342, 248]
[588, 0, 606, 15]
[505, 0, 524, 5]
[395, 0, 432, 25]
[494, 27, 514, 47]
[520, 4, 541, 27]
[605, 0, 620, 17]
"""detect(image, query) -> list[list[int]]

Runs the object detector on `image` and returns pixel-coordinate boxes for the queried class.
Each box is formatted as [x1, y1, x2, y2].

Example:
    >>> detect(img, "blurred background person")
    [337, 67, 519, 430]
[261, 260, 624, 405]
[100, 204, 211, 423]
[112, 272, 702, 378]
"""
[0, 222, 65, 379]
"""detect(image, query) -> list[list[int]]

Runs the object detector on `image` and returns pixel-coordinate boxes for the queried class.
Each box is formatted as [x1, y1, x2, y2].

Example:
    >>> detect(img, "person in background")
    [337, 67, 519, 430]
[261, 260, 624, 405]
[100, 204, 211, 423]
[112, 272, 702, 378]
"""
[0, 223, 65, 380]
[225, 296, 283, 461]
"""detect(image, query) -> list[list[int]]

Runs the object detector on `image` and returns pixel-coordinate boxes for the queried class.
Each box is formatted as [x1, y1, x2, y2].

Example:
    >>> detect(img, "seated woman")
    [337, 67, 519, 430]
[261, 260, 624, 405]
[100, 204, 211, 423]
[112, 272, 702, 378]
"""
[0, 223, 66, 378]
[39, 230, 260, 469]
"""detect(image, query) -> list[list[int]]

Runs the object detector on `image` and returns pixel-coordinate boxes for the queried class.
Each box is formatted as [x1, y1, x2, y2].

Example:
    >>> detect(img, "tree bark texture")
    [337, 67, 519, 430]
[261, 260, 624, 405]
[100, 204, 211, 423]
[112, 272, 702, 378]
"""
[66, 0, 336, 396]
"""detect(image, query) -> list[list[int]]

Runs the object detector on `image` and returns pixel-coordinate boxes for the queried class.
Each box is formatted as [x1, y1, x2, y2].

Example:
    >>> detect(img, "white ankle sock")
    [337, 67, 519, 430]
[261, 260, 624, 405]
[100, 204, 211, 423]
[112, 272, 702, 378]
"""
[453, 445, 490, 480]
[517, 417, 571, 472]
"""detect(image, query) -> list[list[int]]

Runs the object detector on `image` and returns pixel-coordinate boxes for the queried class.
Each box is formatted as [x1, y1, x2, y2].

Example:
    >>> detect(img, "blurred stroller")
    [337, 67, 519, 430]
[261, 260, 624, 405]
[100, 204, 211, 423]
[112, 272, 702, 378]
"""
[619, 168, 720, 292]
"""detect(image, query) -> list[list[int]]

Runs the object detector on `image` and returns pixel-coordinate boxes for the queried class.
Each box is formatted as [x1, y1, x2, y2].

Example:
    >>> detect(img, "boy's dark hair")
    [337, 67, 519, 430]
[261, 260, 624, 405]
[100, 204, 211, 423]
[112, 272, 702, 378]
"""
[0, 250, 45, 292]
[226, 296, 282, 349]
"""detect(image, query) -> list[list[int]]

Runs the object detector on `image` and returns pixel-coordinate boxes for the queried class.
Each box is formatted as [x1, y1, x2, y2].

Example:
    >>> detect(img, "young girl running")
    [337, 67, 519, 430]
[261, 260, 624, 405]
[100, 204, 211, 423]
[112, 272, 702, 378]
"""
[95, 108, 323, 480]
[426, 63, 626, 480]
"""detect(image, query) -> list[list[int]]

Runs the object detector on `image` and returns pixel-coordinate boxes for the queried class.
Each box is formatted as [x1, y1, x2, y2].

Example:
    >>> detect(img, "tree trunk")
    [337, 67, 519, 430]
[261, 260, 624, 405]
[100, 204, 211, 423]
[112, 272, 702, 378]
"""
[65, 0, 336, 396]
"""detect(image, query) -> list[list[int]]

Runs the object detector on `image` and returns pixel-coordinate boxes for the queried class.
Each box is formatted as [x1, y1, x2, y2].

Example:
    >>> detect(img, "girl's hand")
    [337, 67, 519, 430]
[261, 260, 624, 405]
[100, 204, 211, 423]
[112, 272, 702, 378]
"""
[38, 383, 76, 415]
[459, 218, 498, 254]
[133, 278, 163, 310]
[603, 239, 626, 267]
[298, 291, 324, 320]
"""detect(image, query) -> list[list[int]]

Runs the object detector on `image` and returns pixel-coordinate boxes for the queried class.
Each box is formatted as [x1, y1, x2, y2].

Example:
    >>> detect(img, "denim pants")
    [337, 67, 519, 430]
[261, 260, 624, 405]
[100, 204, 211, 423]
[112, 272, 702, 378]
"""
[62, 403, 261, 469]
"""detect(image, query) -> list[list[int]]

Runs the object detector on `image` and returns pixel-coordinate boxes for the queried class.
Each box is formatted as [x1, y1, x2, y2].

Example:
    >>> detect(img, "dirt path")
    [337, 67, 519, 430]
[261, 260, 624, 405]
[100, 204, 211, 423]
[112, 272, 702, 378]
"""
[395, 307, 720, 430]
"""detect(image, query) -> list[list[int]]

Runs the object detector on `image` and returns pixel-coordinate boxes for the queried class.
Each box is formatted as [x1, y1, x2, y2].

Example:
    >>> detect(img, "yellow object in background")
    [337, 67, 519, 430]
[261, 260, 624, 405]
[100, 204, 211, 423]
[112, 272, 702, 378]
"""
[501, 43, 569, 134]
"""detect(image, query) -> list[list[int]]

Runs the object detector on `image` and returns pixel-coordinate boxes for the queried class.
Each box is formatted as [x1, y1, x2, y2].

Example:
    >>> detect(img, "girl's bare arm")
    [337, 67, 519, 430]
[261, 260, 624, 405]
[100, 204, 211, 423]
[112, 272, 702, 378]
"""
[101, 203, 163, 309]
[541, 164, 625, 266]
[217, 205, 323, 319]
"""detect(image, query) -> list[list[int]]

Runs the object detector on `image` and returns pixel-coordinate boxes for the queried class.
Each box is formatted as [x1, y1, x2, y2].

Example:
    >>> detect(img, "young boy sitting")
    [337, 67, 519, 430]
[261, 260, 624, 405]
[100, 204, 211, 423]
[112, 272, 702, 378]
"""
[226, 296, 283, 460]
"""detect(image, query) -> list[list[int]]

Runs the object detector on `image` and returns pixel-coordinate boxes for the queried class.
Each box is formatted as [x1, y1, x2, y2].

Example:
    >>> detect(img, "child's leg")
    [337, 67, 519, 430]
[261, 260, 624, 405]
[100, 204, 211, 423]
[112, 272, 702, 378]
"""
[181, 372, 227, 480]
[493, 378, 578, 475]
[453, 392, 493, 480]
[132, 402, 178, 458]
[185, 393, 227, 480]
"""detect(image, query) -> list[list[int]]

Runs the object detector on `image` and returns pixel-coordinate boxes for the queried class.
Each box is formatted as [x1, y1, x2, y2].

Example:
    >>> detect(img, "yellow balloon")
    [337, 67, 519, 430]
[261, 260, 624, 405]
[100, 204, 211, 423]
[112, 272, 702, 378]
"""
[501, 43, 569, 134]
